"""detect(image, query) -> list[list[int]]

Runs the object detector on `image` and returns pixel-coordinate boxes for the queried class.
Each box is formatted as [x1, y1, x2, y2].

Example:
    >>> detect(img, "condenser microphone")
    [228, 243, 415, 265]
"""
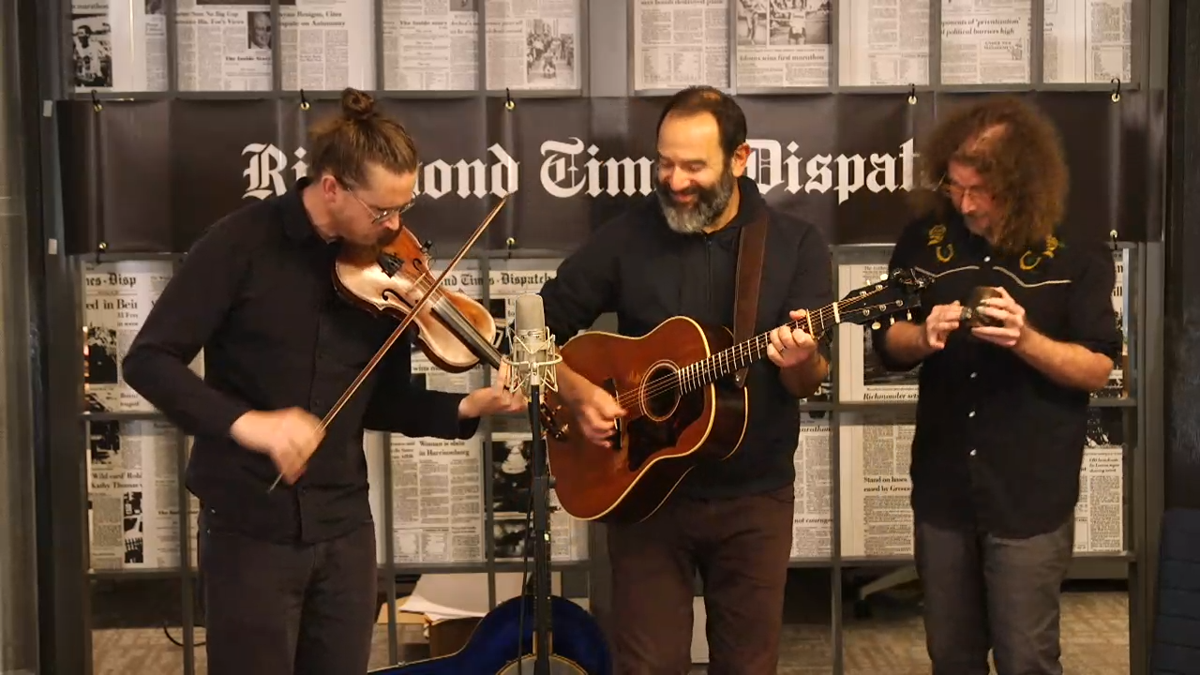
[506, 293, 561, 398]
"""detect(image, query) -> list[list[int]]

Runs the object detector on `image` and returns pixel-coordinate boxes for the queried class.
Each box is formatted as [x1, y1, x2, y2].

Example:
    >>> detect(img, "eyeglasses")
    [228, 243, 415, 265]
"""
[346, 186, 415, 224]
[935, 174, 993, 202]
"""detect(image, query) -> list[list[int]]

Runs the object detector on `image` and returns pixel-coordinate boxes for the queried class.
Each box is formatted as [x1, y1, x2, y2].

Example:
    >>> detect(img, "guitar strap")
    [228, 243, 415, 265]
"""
[731, 205, 769, 389]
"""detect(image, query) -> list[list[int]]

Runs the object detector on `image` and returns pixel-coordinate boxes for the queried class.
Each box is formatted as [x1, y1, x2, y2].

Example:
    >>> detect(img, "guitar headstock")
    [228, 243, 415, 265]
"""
[837, 267, 935, 330]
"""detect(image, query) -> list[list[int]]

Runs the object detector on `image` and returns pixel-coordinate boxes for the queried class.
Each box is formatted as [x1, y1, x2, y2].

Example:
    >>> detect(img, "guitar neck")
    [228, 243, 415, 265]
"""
[679, 298, 848, 393]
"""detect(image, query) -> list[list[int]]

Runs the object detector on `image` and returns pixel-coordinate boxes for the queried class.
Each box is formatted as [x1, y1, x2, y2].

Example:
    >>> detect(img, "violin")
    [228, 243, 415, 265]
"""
[333, 209, 500, 374]
[267, 196, 567, 492]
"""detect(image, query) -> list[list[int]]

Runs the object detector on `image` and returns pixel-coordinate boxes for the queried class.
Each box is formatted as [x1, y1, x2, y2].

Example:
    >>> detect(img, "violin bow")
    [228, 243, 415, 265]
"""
[268, 195, 510, 492]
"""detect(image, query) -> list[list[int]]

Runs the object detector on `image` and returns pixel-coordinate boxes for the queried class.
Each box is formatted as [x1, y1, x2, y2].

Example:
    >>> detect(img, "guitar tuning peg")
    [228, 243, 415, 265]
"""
[905, 311, 912, 320]
[872, 321, 881, 330]
[879, 273, 889, 280]
[889, 316, 896, 324]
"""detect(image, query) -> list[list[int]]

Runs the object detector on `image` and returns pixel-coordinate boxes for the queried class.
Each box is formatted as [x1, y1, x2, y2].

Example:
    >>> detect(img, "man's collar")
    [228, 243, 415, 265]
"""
[281, 176, 321, 242]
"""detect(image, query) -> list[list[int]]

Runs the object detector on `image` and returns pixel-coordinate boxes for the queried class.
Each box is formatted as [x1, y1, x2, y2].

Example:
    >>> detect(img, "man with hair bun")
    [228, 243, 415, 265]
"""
[871, 95, 1121, 675]
[122, 87, 525, 674]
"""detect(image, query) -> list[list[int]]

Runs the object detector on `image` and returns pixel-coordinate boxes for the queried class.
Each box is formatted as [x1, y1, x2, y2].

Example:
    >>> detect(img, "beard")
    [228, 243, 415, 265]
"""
[655, 168, 736, 235]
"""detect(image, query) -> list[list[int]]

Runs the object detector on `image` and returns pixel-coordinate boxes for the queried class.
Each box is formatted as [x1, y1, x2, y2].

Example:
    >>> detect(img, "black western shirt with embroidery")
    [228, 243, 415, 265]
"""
[122, 177, 479, 545]
[871, 215, 1122, 539]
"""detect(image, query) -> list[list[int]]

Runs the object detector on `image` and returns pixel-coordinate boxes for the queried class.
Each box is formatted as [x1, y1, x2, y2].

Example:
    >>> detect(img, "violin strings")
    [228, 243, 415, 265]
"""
[392, 266, 505, 368]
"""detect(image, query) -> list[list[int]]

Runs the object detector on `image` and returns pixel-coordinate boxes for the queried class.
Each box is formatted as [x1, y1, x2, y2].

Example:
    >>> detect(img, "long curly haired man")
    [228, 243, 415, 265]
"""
[909, 94, 1070, 256]
[870, 95, 1122, 675]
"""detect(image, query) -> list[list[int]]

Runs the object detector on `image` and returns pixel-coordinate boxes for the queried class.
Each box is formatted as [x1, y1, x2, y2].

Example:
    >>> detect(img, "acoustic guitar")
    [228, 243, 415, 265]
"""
[370, 593, 612, 674]
[544, 268, 933, 524]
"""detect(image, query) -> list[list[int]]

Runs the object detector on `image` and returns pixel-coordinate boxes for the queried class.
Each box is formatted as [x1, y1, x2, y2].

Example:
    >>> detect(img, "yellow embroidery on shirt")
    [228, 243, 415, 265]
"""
[1018, 235, 1063, 270]
[927, 224, 954, 262]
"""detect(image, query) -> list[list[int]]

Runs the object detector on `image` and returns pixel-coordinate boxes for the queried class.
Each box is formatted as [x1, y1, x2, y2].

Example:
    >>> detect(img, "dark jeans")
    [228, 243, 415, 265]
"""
[914, 516, 1075, 675]
[197, 507, 378, 675]
[606, 484, 795, 675]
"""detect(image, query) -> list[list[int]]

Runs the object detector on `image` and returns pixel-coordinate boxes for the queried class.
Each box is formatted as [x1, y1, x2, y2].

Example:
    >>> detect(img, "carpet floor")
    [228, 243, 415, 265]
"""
[91, 585, 1131, 674]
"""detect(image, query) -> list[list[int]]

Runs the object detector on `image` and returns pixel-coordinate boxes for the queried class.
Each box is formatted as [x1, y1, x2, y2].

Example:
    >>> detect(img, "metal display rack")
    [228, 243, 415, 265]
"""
[23, 0, 1169, 674]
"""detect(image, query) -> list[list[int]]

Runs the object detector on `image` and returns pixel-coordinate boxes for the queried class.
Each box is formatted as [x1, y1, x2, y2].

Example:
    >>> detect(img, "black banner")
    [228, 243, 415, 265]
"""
[57, 91, 1163, 256]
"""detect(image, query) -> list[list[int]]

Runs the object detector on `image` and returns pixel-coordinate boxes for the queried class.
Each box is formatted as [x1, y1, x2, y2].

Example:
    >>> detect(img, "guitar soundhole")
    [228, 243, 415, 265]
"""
[639, 362, 681, 422]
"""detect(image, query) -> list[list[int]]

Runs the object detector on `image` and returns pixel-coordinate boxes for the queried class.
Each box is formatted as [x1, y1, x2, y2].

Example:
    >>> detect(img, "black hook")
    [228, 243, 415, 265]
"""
[505, 237, 516, 258]
[1110, 78, 1121, 103]
[91, 90, 102, 112]
[95, 241, 107, 264]
[505, 88, 514, 111]
[1109, 229, 1118, 252]
[300, 89, 310, 111]
[907, 83, 917, 105]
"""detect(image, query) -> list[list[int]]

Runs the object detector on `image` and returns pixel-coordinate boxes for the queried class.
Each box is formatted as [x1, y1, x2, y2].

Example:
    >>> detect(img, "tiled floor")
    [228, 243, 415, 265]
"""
[91, 574, 1133, 674]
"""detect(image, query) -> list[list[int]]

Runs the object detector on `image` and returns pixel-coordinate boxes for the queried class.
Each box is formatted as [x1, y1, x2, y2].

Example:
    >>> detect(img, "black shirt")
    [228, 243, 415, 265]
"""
[122, 177, 478, 545]
[539, 177, 834, 500]
[871, 214, 1122, 538]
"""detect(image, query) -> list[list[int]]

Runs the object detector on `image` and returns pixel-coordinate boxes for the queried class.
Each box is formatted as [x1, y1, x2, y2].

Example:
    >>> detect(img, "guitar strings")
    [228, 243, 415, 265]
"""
[404, 264, 904, 428]
[612, 286, 898, 410]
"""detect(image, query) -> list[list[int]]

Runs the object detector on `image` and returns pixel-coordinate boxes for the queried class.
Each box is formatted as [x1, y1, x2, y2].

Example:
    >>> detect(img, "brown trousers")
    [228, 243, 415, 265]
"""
[606, 484, 795, 675]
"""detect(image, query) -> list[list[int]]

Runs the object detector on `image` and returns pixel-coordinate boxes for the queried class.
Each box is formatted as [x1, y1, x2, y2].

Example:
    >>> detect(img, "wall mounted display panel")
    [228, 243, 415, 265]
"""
[487, 0, 582, 91]
[1042, 0, 1132, 84]
[631, 0, 731, 91]
[735, 0, 832, 89]
[939, 0, 1032, 86]
[837, 0, 932, 87]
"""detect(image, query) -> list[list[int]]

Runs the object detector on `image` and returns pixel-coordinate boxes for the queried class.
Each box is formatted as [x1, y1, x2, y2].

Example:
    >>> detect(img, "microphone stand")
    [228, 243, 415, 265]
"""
[527, 366, 552, 675]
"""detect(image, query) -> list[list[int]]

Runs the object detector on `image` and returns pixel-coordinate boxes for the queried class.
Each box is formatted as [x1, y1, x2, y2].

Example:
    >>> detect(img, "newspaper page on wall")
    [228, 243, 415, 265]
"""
[790, 412, 832, 560]
[840, 408, 1128, 558]
[838, 412, 915, 558]
[1075, 408, 1125, 553]
[174, 0, 373, 91]
[87, 420, 200, 571]
[389, 434, 487, 564]
[71, 0, 167, 92]
[1043, 0, 1131, 84]
[83, 260, 204, 413]
[383, 0, 480, 90]
[492, 432, 589, 562]
[941, 0, 1032, 85]
[633, 0, 730, 91]
[486, 0, 580, 90]
[837, 0, 930, 86]
[836, 260, 920, 402]
[736, 0, 832, 88]
[1096, 248, 1130, 398]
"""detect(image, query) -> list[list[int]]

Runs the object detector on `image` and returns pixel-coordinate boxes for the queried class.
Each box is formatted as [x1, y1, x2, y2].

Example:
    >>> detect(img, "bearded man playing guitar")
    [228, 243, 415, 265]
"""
[538, 86, 833, 675]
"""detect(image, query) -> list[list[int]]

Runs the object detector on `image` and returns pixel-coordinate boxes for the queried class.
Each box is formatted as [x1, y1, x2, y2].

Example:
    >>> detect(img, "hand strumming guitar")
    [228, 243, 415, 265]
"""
[574, 385, 627, 448]
[554, 362, 627, 448]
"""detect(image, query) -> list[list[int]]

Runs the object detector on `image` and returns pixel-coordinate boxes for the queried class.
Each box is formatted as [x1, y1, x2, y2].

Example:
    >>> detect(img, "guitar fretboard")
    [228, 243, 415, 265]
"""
[675, 293, 871, 393]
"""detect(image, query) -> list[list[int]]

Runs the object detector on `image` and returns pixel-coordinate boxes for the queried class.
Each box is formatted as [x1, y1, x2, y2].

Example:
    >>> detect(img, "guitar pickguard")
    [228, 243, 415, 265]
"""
[623, 385, 706, 472]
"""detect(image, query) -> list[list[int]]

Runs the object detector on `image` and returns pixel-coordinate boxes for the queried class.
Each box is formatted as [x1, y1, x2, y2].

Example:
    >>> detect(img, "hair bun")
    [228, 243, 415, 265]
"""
[341, 87, 376, 121]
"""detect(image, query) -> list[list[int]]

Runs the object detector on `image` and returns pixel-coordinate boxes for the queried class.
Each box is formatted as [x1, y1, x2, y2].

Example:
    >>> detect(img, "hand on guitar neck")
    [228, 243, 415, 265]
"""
[553, 361, 627, 449]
